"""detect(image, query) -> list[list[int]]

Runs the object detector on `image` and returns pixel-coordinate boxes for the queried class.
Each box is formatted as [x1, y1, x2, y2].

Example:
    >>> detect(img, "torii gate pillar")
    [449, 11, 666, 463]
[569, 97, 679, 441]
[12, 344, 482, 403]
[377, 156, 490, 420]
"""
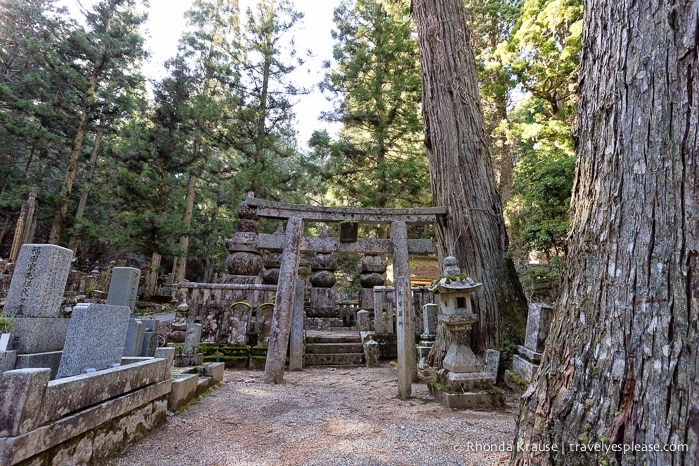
[263, 216, 304, 384]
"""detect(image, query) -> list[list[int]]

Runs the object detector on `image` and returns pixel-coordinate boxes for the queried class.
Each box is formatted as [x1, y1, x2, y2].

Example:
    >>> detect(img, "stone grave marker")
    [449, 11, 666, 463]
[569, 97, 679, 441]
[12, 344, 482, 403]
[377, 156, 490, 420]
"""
[122, 318, 144, 357]
[228, 303, 252, 345]
[484, 349, 500, 380]
[422, 303, 438, 336]
[513, 303, 554, 382]
[256, 304, 274, 346]
[136, 318, 159, 357]
[4, 244, 73, 317]
[106, 267, 141, 311]
[356, 309, 370, 332]
[184, 323, 202, 355]
[56, 303, 130, 378]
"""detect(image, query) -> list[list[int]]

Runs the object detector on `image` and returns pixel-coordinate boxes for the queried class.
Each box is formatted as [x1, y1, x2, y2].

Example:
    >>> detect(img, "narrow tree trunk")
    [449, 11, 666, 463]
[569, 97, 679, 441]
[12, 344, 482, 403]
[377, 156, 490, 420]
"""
[69, 126, 104, 253]
[48, 65, 101, 245]
[512, 1, 699, 464]
[173, 170, 197, 283]
[411, 0, 528, 354]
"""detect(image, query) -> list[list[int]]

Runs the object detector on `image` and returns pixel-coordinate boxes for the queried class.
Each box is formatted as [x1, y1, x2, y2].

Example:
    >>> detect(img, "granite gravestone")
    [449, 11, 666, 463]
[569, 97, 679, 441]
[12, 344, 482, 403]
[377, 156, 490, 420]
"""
[4, 245, 73, 377]
[56, 303, 130, 378]
[4, 244, 73, 317]
[106, 267, 141, 311]
[513, 303, 554, 382]
[122, 318, 144, 357]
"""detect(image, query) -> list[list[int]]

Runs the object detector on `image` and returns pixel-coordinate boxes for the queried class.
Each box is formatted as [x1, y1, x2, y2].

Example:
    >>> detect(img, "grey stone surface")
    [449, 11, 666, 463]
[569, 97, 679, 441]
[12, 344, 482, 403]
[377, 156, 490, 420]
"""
[422, 303, 438, 335]
[4, 244, 73, 317]
[517, 344, 543, 364]
[106, 267, 141, 311]
[0, 351, 17, 373]
[512, 354, 538, 382]
[308, 287, 337, 317]
[168, 374, 199, 411]
[9, 317, 70, 354]
[56, 303, 131, 379]
[442, 341, 482, 373]
[484, 349, 500, 380]
[154, 346, 175, 370]
[0, 379, 170, 465]
[524, 302, 554, 352]
[123, 319, 144, 357]
[14, 351, 63, 379]
[356, 310, 370, 332]
[140, 332, 158, 357]
[363, 339, 381, 367]
[256, 305, 274, 346]
[289, 279, 305, 371]
[183, 323, 202, 355]
[43, 357, 171, 423]
[140, 318, 158, 333]
[0, 368, 51, 436]
[228, 303, 252, 345]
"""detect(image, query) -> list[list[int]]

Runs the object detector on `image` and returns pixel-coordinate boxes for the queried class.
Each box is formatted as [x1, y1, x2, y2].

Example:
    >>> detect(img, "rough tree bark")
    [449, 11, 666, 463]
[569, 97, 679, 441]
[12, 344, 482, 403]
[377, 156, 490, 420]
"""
[411, 0, 528, 355]
[512, 1, 699, 464]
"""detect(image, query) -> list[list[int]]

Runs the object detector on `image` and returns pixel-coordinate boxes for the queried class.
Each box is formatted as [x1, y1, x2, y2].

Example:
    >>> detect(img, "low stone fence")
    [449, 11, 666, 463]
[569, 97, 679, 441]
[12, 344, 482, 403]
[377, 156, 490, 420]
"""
[176, 282, 277, 346]
[0, 349, 174, 465]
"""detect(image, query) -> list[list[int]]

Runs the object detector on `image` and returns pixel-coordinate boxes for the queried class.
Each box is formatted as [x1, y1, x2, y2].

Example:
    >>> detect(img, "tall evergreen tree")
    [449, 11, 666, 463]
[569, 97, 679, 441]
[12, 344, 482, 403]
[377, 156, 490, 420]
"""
[412, 0, 528, 354]
[47, 0, 148, 245]
[318, 0, 428, 209]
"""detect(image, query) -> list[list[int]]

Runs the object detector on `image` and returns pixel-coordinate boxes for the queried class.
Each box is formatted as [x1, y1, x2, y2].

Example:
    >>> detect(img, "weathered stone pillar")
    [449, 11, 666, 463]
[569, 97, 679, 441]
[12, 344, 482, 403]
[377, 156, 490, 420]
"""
[264, 217, 303, 384]
[391, 221, 415, 400]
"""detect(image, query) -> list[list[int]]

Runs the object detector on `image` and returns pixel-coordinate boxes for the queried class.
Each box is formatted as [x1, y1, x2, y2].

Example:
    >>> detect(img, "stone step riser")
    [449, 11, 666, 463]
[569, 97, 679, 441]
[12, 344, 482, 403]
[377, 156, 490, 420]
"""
[305, 343, 364, 354]
[304, 353, 365, 366]
[306, 336, 362, 344]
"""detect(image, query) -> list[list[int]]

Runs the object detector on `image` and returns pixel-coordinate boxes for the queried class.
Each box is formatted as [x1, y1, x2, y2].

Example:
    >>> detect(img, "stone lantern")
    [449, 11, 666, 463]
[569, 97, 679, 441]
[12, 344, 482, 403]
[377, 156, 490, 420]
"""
[428, 256, 504, 409]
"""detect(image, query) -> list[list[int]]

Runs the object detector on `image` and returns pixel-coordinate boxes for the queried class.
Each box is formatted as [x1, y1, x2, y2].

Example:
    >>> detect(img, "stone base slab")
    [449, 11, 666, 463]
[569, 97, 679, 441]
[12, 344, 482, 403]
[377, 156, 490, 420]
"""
[11, 317, 70, 354]
[0, 379, 171, 465]
[429, 385, 505, 410]
[14, 351, 63, 380]
[517, 345, 543, 364]
[168, 374, 199, 411]
[445, 371, 495, 392]
[513, 354, 539, 382]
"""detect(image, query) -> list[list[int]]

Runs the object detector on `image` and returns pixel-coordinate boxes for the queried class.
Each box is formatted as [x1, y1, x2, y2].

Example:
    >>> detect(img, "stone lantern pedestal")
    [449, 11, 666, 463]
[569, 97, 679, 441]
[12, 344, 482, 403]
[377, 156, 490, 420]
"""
[428, 257, 504, 409]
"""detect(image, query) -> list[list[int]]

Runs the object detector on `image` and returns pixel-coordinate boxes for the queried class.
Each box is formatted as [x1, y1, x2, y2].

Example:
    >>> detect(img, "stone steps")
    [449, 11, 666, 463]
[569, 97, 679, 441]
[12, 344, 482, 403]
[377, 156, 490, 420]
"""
[304, 331, 365, 366]
[304, 342, 364, 354]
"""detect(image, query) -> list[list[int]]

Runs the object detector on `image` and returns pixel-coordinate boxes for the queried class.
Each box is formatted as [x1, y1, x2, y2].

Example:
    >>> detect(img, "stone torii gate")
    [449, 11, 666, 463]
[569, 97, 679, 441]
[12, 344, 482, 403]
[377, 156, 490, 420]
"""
[246, 194, 446, 400]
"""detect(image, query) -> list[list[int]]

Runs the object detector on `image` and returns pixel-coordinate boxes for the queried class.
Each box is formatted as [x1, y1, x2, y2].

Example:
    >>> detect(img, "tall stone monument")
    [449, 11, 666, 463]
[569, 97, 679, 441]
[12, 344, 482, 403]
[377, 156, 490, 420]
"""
[106, 267, 141, 311]
[4, 245, 73, 378]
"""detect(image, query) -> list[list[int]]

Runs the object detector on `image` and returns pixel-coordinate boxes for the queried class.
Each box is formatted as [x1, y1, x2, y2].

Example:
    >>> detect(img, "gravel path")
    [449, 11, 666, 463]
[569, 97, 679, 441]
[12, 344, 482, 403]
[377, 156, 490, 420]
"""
[111, 365, 517, 466]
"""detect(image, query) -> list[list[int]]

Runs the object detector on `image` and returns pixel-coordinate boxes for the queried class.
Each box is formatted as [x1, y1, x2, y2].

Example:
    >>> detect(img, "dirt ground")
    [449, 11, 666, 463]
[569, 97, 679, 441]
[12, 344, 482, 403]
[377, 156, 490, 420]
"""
[111, 364, 518, 466]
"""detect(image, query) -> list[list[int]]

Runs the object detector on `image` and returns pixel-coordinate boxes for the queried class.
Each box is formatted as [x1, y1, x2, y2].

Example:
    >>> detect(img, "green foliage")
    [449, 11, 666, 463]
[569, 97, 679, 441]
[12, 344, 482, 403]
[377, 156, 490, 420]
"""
[316, 0, 429, 209]
[506, 98, 575, 258]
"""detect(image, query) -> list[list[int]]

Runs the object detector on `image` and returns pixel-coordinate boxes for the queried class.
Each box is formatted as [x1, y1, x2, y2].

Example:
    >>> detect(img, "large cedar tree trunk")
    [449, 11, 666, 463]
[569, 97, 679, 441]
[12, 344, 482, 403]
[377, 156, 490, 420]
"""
[512, 1, 699, 464]
[411, 0, 528, 354]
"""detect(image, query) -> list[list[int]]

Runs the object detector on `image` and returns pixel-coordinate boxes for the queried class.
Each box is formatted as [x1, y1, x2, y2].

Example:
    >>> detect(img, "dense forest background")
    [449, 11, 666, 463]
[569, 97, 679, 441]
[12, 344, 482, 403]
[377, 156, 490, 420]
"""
[0, 0, 581, 283]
